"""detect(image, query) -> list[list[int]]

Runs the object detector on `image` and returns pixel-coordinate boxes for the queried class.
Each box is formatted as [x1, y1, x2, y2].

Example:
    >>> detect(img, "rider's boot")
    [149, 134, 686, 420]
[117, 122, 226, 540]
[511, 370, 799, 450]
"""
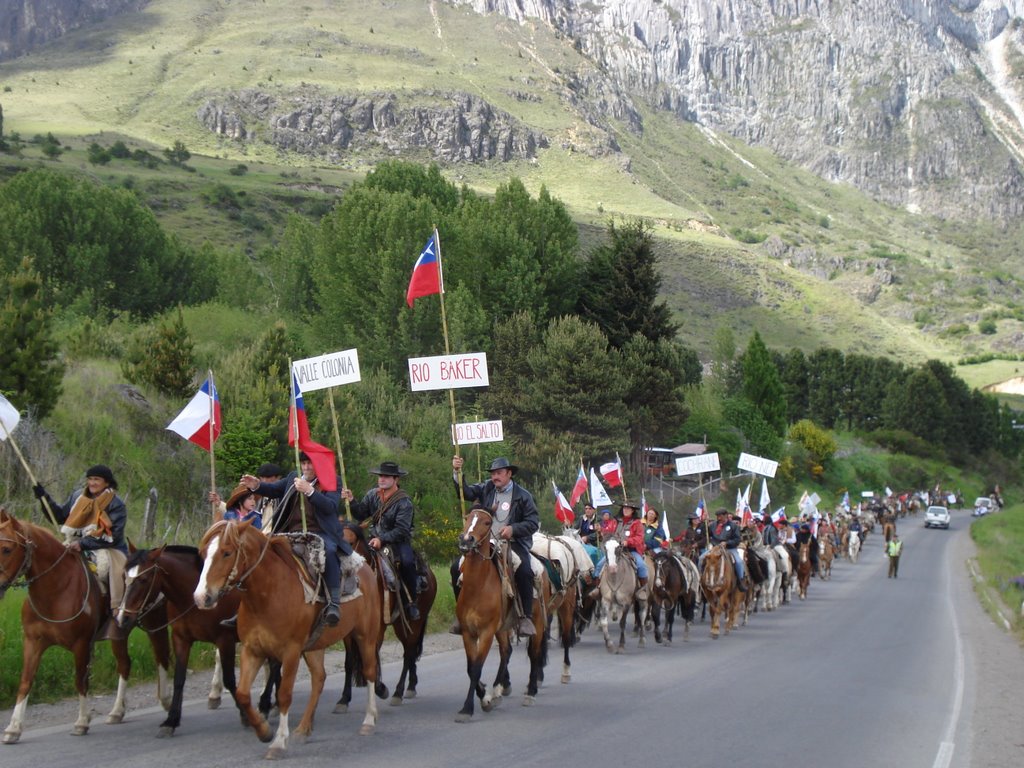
[324, 587, 341, 627]
[638, 576, 648, 589]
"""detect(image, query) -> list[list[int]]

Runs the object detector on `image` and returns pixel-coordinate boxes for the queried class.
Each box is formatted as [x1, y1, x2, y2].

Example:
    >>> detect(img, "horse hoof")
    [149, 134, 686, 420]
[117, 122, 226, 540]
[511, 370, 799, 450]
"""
[404, 690, 417, 699]
[106, 714, 124, 725]
[522, 696, 535, 707]
[481, 699, 493, 713]
[639, 639, 646, 648]
[359, 724, 375, 736]
[72, 725, 89, 736]
[332, 703, 349, 715]
[256, 723, 273, 743]
[264, 746, 286, 760]
[2, 731, 21, 745]
[208, 696, 221, 710]
[157, 726, 175, 738]
[389, 697, 403, 707]
[293, 732, 309, 745]
[455, 713, 472, 723]
[560, 674, 571, 684]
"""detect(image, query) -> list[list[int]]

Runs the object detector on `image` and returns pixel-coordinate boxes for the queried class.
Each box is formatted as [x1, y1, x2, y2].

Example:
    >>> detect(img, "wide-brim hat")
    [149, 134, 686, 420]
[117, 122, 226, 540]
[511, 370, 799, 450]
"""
[226, 484, 255, 510]
[370, 460, 407, 477]
[618, 500, 640, 513]
[687, 511, 702, 520]
[85, 464, 117, 490]
[714, 508, 730, 516]
[487, 457, 518, 474]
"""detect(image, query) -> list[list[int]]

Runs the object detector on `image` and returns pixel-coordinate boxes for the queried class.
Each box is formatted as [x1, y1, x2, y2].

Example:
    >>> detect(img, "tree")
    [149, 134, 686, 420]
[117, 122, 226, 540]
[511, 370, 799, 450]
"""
[739, 331, 786, 434]
[480, 311, 542, 439]
[0, 257, 64, 418]
[163, 140, 191, 166]
[87, 142, 111, 165]
[575, 220, 676, 349]
[779, 348, 809, 423]
[807, 347, 846, 429]
[122, 306, 196, 398]
[881, 367, 949, 444]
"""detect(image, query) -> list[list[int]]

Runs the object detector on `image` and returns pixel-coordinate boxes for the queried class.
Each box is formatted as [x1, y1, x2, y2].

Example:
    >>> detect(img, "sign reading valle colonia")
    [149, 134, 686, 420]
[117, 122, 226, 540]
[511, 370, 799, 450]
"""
[293, 349, 361, 392]
[737, 452, 778, 478]
[675, 452, 721, 477]
[451, 419, 504, 446]
[408, 352, 489, 392]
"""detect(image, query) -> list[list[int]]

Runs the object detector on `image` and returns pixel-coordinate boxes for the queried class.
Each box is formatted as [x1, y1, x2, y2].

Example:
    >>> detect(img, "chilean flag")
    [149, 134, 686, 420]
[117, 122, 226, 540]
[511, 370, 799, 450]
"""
[552, 482, 575, 525]
[569, 464, 588, 507]
[599, 455, 623, 488]
[695, 498, 706, 520]
[167, 375, 221, 452]
[406, 232, 442, 307]
[288, 373, 337, 491]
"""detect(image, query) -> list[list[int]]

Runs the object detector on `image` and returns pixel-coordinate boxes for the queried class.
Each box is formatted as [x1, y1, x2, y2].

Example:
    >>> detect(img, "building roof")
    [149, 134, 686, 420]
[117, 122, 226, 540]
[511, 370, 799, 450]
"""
[672, 443, 709, 455]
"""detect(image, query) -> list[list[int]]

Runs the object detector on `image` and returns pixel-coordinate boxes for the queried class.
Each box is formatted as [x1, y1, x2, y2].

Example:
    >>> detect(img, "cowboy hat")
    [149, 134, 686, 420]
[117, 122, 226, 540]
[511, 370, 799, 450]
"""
[486, 457, 518, 474]
[226, 483, 255, 510]
[618, 499, 640, 513]
[370, 460, 408, 477]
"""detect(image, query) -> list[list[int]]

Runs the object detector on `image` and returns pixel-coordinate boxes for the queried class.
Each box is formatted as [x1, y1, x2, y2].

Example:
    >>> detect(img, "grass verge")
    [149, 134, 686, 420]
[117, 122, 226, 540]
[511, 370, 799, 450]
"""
[970, 503, 1024, 640]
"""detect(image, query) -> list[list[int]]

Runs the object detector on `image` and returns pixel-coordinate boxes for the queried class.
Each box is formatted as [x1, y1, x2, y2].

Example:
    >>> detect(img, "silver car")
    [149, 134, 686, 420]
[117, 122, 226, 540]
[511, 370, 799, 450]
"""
[925, 505, 951, 529]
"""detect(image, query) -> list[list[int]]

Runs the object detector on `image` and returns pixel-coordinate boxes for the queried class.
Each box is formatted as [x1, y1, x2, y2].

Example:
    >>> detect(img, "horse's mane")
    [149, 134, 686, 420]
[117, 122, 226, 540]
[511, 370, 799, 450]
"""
[341, 520, 366, 544]
[126, 544, 201, 570]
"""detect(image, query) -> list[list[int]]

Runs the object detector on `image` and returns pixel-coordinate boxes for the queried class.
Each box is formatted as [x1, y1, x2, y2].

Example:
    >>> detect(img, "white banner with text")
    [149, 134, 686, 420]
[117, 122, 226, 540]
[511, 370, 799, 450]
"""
[408, 352, 489, 392]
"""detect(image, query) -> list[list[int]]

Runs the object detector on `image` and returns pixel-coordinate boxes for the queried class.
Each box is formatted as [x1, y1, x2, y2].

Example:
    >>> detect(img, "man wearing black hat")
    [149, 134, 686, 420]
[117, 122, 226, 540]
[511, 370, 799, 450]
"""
[255, 463, 284, 535]
[33, 465, 130, 639]
[699, 508, 747, 590]
[241, 453, 353, 627]
[342, 460, 421, 621]
[451, 455, 539, 636]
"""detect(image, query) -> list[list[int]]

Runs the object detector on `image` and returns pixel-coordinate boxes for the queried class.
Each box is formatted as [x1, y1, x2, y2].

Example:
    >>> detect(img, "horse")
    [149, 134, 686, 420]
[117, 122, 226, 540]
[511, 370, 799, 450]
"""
[598, 540, 648, 653]
[818, 537, 834, 580]
[533, 531, 586, 684]
[848, 530, 862, 563]
[193, 520, 382, 759]
[882, 517, 896, 544]
[334, 524, 437, 710]
[115, 544, 280, 736]
[796, 541, 813, 600]
[648, 551, 697, 645]
[700, 544, 742, 638]
[453, 506, 549, 722]
[0, 508, 172, 744]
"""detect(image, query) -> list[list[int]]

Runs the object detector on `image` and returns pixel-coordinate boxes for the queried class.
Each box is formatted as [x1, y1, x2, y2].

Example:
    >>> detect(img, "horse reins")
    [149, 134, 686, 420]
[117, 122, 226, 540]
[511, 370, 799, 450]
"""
[1, 528, 94, 624]
[117, 563, 176, 629]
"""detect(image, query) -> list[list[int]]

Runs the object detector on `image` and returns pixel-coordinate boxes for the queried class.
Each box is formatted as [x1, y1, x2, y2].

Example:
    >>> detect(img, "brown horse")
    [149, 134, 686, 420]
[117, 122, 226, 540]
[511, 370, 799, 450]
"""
[116, 544, 275, 736]
[454, 506, 549, 722]
[796, 541, 813, 599]
[0, 508, 171, 743]
[334, 524, 437, 710]
[193, 520, 382, 759]
[700, 544, 742, 638]
[818, 537, 834, 580]
[649, 551, 697, 645]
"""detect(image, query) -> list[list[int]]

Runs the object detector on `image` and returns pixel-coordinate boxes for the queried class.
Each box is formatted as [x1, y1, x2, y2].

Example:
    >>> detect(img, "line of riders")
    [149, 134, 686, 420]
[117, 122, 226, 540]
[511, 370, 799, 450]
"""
[25, 453, 902, 647]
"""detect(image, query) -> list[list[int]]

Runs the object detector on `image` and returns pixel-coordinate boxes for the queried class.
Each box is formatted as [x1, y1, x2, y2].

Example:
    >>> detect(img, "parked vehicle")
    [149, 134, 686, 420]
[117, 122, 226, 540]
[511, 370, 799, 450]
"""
[924, 505, 951, 529]
[973, 497, 994, 517]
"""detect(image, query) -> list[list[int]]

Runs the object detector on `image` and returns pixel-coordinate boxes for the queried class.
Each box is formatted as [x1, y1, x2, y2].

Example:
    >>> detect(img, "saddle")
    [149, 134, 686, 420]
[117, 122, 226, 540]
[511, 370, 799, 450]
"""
[275, 533, 361, 605]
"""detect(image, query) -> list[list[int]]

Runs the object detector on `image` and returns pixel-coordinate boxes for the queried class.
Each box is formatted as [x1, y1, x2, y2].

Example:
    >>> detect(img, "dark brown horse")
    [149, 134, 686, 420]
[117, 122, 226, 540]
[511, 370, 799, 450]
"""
[700, 544, 742, 638]
[454, 506, 549, 722]
[649, 551, 697, 645]
[193, 520, 383, 759]
[116, 544, 278, 736]
[796, 541, 813, 599]
[334, 524, 437, 711]
[0, 508, 171, 743]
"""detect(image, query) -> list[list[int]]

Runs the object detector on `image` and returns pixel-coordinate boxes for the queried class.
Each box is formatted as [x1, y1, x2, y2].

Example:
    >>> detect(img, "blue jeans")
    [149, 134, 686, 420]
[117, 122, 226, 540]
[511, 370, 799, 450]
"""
[594, 549, 648, 579]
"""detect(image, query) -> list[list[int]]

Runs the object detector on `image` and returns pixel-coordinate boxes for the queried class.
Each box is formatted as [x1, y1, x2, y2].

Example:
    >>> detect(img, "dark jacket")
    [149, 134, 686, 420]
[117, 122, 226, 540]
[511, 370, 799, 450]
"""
[709, 518, 741, 549]
[41, 488, 129, 554]
[257, 472, 343, 547]
[350, 488, 414, 545]
[455, 477, 539, 544]
[574, 514, 599, 545]
[762, 524, 780, 547]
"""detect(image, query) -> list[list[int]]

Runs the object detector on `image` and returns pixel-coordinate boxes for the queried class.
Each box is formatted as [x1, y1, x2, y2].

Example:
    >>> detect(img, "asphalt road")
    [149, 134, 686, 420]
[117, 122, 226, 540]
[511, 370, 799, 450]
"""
[0, 516, 984, 767]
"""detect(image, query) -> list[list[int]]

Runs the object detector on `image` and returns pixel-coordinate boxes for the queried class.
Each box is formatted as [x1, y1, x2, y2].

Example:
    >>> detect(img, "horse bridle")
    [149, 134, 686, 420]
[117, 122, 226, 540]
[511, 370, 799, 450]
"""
[0, 529, 35, 591]
[209, 528, 271, 601]
[458, 510, 499, 560]
[117, 562, 171, 627]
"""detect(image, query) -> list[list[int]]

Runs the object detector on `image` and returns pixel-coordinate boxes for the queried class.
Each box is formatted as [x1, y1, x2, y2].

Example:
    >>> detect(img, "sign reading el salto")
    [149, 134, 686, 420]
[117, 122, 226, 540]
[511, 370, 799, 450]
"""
[737, 452, 778, 478]
[408, 352, 489, 392]
[451, 419, 504, 446]
[675, 452, 721, 477]
[293, 349, 361, 392]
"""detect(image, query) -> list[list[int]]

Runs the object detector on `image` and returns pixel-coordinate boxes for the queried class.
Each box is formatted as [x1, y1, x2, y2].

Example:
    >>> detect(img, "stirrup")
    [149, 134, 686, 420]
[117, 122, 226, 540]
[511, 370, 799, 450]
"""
[324, 602, 341, 627]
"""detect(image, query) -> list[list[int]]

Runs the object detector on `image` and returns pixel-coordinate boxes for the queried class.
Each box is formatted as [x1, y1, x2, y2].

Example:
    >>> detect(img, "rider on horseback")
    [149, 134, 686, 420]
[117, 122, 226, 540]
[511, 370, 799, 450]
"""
[794, 523, 819, 575]
[593, 501, 649, 587]
[343, 460, 421, 621]
[451, 455, 540, 637]
[699, 509, 747, 591]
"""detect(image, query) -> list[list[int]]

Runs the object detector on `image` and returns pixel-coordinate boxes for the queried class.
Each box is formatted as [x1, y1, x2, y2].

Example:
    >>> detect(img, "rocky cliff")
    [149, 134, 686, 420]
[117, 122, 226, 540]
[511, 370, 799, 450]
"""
[458, 0, 1024, 223]
[0, 0, 147, 61]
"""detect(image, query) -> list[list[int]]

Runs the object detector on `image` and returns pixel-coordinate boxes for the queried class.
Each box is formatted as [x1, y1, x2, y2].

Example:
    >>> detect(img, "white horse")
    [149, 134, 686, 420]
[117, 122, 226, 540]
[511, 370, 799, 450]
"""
[848, 531, 861, 563]
[597, 540, 647, 654]
[772, 545, 792, 605]
[749, 541, 779, 612]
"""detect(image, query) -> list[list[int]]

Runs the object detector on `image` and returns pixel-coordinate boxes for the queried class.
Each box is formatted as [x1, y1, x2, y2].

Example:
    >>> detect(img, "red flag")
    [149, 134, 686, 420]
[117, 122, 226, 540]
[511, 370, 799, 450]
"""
[288, 373, 337, 491]
[166, 375, 221, 452]
[406, 232, 441, 307]
[552, 482, 575, 525]
[599, 457, 622, 488]
[569, 464, 588, 507]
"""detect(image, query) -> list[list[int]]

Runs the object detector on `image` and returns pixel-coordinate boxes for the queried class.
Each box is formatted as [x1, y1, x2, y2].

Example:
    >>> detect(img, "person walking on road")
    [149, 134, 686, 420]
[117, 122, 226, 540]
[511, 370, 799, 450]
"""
[887, 534, 903, 578]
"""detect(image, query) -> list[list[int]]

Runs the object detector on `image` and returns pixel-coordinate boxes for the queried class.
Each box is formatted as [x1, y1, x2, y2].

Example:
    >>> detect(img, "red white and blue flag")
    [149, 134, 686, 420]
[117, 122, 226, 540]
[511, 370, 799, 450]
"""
[289, 373, 337, 491]
[552, 482, 575, 525]
[406, 232, 442, 307]
[695, 498, 706, 520]
[167, 375, 221, 452]
[569, 464, 588, 507]
[599, 455, 623, 489]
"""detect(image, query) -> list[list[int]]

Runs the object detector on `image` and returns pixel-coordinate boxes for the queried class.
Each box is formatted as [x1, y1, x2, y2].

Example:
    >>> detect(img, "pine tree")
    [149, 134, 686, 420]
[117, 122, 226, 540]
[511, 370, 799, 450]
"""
[740, 331, 786, 434]
[0, 257, 64, 418]
[122, 306, 195, 398]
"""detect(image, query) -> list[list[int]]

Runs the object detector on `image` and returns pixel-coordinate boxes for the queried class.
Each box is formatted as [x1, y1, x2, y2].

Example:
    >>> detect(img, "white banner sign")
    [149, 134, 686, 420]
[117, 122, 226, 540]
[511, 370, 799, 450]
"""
[809, 493, 821, 506]
[408, 352, 489, 392]
[451, 419, 504, 446]
[293, 349, 361, 392]
[675, 452, 721, 476]
[861, 490, 875, 498]
[737, 452, 778, 478]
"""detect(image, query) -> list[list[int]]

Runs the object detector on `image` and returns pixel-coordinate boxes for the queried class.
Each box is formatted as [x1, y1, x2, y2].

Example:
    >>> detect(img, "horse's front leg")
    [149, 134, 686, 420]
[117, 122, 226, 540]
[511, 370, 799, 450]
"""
[236, 645, 273, 744]
[105, 636, 131, 725]
[294, 649, 326, 742]
[652, 603, 663, 644]
[333, 638, 355, 714]
[2, 636, 52, 744]
[487, 630, 512, 706]
[258, 660, 281, 718]
[617, 608, 628, 653]
[208, 649, 224, 709]
[158, 633, 192, 737]
[636, 598, 647, 648]
[456, 628, 492, 722]
[600, 600, 616, 653]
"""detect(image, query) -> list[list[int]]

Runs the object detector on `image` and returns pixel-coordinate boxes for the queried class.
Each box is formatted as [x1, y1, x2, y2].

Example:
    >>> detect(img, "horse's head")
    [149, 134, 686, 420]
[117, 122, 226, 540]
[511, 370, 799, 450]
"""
[603, 538, 620, 572]
[0, 508, 31, 599]
[458, 505, 493, 555]
[194, 520, 257, 609]
[117, 545, 166, 628]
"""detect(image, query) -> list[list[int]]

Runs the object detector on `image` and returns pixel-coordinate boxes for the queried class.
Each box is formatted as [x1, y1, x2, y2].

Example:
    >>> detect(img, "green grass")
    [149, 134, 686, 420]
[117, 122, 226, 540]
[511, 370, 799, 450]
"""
[970, 504, 1024, 638]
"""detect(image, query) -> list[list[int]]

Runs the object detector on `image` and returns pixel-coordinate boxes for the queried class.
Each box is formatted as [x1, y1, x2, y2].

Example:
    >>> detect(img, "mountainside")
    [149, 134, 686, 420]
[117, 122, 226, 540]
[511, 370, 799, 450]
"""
[0, 0, 147, 61]
[0, 0, 1022, 362]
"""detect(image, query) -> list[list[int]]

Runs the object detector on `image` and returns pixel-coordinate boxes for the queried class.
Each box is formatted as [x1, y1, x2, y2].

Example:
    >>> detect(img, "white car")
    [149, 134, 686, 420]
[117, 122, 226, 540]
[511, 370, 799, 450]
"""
[973, 497, 993, 517]
[925, 505, 951, 529]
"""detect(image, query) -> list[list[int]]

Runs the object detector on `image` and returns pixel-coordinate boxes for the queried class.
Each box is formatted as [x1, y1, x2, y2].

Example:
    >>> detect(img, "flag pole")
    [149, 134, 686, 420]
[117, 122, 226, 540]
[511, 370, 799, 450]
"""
[0, 420, 61, 533]
[289, 362, 307, 534]
[434, 227, 466, 519]
[618, 453, 628, 507]
[208, 370, 218, 522]
[326, 388, 351, 520]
